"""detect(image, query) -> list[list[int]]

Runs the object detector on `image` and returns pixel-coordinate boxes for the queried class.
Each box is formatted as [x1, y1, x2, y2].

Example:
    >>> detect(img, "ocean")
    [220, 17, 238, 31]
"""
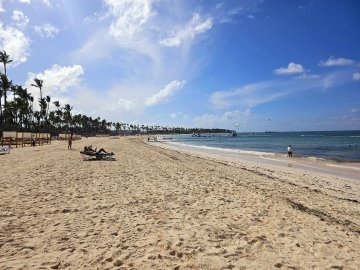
[163, 130, 360, 162]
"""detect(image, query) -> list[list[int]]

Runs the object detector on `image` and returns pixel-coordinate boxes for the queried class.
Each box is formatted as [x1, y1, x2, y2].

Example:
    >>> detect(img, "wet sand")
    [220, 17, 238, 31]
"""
[160, 140, 360, 181]
[0, 136, 359, 269]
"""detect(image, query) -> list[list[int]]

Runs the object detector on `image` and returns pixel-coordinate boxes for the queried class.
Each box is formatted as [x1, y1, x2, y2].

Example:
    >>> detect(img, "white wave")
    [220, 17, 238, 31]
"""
[326, 163, 360, 171]
[165, 141, 277, 157]
[302, 156, 326, 161]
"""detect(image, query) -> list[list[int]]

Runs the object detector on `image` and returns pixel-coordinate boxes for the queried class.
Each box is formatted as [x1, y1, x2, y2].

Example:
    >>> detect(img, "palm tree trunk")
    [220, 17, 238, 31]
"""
[0, 97, 2, 127]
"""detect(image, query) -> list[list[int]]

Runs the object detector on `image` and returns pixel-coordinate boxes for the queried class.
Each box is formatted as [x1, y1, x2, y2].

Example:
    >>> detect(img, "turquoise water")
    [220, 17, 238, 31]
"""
[167, 131, 360, 162]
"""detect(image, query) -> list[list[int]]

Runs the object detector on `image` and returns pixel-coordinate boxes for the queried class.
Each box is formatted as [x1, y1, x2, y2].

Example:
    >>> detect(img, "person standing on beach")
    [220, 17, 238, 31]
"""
[287, 145, 292, 157]
[68, 133, 73, 150]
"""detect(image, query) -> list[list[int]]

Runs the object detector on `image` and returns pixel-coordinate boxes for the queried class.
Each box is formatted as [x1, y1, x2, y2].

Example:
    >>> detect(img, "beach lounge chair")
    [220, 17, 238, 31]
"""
[0, 146, 10, 155]
[80, 147, 115, 161]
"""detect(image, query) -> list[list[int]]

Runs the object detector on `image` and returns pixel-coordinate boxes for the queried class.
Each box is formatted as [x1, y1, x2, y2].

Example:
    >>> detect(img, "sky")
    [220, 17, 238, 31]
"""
[0, 0, 360, 132]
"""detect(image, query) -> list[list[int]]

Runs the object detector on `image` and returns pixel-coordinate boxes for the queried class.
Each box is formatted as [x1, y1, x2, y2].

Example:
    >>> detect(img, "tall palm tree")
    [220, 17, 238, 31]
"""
[39, 98, 47, 128]
[33, 111, 41, 130]
[31, 78, 44, 100]
[45, 95, 51, 119]
[11, 85, 17, 100]
[0, 86, 3, 124]
[0, 73, 13, 127]
[53, 100, 62, 129]
[0, 50, 12, 76]
[29, 95, 34, 126]
[14, 86, 30, 129]
[63, 104, 73, 128]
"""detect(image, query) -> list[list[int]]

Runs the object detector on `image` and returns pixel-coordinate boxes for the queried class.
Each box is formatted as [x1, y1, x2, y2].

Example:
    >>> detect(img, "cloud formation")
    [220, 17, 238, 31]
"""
[0, 0, 4, 13]
[34, 23, 59, 38]
[319, 56, 354, 67]
[353, 72, 360, 81]
[210, 81, 293, 109]
[12, 10, 30, 29]
[194, 109, 251, 128]
[41, 0, 51, 7]
[26, 64, 84, 97]
[104, 0, 154, 41]
[145, 80, 186, 106]
[0, 22, 30, 66]
[108, 98, 137, 111]
[295, 73, 320, 79]
[273, 62, 305, 75]
[159, 13, 213, 47]
[210, 68, 355, 111]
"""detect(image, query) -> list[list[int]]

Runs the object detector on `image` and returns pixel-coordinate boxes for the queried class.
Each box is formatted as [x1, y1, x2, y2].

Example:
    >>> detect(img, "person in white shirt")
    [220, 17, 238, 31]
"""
[287, 145, 292, 157]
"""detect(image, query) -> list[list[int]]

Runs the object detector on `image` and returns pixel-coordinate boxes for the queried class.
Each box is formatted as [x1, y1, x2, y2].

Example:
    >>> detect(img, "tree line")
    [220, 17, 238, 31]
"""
[0, 50, 231, 136]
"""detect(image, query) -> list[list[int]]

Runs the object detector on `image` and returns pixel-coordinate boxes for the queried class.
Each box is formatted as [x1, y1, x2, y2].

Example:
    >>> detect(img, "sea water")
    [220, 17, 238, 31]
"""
[164, 131, 360, 162]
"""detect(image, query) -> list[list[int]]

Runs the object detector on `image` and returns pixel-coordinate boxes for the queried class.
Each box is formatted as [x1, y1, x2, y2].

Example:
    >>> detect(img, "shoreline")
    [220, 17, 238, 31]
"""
[154, 140, 360, 181]
[1, 137, 359, 269]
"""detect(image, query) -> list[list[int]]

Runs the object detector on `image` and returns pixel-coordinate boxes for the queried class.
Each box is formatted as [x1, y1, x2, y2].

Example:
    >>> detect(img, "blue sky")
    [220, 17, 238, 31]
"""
[0, 0, 359, 131]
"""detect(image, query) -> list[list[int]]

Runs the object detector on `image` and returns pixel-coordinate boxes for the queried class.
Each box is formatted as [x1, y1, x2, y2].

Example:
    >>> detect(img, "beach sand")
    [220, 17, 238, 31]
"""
[0, 137, 359, 269]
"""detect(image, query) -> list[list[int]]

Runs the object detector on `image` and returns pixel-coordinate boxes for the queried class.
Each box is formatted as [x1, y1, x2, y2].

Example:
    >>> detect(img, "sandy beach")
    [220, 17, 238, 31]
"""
[1, 136, 359, 269]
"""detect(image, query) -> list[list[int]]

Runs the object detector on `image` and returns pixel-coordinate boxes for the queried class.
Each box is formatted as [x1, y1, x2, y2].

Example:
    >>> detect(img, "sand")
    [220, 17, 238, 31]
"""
[0, 136, 359, 269]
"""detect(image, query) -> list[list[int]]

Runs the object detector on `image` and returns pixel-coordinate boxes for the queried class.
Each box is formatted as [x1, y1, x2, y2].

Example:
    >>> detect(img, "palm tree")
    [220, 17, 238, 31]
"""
[0, 86, 3, 124]
[0, 73, 13, 127]
[0, 50, 12, 76]
[33, 111, 41, 130]
[14, 86, 30, 129]
[39, 98, 47, 128]
[45, 95, 51, 119]
[31, 78, 44, 100]
[53, 100, 62, 129]
[11, 85, 19, 100]
[63, 104, 73, 129]
[29, 95, 34, 126]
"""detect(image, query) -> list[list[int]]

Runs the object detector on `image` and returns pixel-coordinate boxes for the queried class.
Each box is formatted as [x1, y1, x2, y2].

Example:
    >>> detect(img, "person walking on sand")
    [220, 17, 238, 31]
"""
[287, 144, 292, 157]
[68, 133, 73, 150]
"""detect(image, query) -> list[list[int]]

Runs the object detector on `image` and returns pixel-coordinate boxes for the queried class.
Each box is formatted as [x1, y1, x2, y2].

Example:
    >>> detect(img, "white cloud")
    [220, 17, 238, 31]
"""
[0, 22, 30, 66]
[159, 13, 213, 47]
[170, 112, 187, 119]
[353, 72, 360, 81]
[274, 62, 305, 75]
[145, 80, 186, 106]
[34, 23, 59, 38]
[104, 0, 154, 41]
[0, 0, 5, 13]
[210, 81, 293, 109]
[228, 7, 244, 15]
[319, 56, 354, 67]
[215, 3, 224, 9]
[351, 109, 358, 113]
[25, 64, 84, 98]
[72, 2, 215, 121]
[108, 98, 137, 111]
[295, 73, 320, 79]
[210, 69, 354, 110]
[219, 2, 260, 24]
[12, 10, 30, 29]
[193, 109, 251, 128]
[42, 0, 51, 7]
[18, 0, 31, 4]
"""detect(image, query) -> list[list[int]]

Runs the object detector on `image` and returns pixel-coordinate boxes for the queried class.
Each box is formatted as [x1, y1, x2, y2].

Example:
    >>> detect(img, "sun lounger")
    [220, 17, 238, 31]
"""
[0, 146, 10, 155]
[80, 150, 115, 161]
